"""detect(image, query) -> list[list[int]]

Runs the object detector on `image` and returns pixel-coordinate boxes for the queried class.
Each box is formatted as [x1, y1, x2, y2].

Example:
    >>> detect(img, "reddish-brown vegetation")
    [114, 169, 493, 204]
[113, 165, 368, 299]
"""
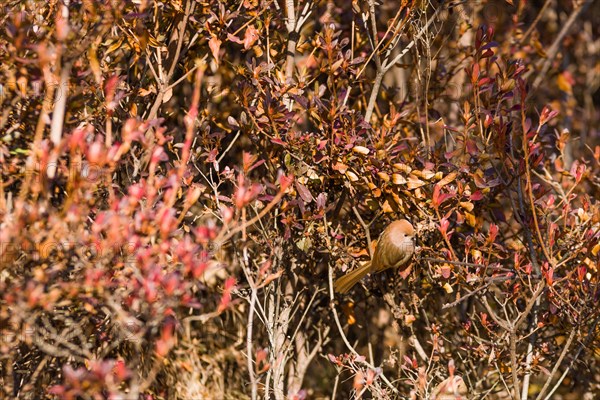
[0, 0, 598, 398]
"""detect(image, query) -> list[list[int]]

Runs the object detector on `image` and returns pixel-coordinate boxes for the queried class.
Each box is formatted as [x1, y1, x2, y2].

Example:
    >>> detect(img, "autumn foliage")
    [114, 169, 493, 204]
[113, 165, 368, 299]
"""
[0, 0, 599, 399]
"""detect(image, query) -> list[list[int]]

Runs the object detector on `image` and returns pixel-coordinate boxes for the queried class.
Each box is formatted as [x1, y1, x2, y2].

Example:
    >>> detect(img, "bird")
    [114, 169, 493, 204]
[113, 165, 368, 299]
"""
[333, 219, 416, 294]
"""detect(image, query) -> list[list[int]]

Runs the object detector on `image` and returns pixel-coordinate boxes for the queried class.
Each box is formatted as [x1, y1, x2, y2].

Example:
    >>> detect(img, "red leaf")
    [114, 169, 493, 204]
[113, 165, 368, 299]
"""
[439, 217, 450, 235]
[471, 63, 480, 84]
[270, 138, 287, 147]
[432, 184, 441, 208]
[578, 265, 587, 282]
[218, 277, 236, 312]
[279, 174, 294, 190]
[539, 105, 558, 126]
[488, 223, 498, 243]
[112, 360, 130, 381]
[470, 191, 484, 201]
[440, 265, 451, 279]
[524, 118, 532, 134]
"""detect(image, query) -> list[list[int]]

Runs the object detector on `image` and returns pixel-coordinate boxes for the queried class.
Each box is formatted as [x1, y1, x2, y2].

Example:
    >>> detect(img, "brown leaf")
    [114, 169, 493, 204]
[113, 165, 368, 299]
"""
[557, 71, 574, 94]
[88, 44, 102, 85]
[437, 171, 457, 187]
[243, 25, 259, 49]
[393, 162, 412, 174]
[105, 36, 125, 55]
[332, 162, 348, 173]
[392, 174, 407, 185]
[465, 212, 477, 227]
[352, 145, 370, 155]
[345, 170, 359, 182]
[381, 200, 394, 213]
[377, 172, 390, 182]
[295, 181, 313, 203]
[406, 174, 426, 189]
[209, 36, 221, 64]
[459, 201, 474, 212]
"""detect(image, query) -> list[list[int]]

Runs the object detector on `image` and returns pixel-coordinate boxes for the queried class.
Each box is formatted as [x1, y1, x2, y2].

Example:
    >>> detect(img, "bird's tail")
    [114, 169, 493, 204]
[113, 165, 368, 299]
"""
[333, 263, 371, 294]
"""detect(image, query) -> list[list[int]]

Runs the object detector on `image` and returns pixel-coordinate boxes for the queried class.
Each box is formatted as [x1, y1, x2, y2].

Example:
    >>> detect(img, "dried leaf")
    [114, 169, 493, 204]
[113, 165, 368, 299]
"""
[413, 169, 435, 180]
[345, 170, 359, 182]
[443, 282, 454, 293]
[557, 71, 574, 94]
[377, 172, 390, 182]
[162, 87, 173, 103]
[406, 174, 426, 190]
[333, 162, 348, 173]
[392, 174, 407, 185]
[295, 181, 313, 203]
[381, 200, 394, 213]
[459, 201, 474, 211]
[465, 212, 477, 227]
[437, 171, 457, 187]
[209, 36, 221, 64]
[393, 163, 412, 174]
[352, 145, 370, 155]
[105, 36, 125, 55]
[243, 25, 259, 49]
[88, 44, 102, 85]
[441, 264, 452, 279]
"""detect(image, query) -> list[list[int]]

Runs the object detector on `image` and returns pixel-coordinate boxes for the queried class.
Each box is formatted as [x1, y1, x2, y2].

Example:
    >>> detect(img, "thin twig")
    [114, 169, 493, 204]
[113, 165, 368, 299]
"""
[534, 325, 576, 400]
[441, 283, 491, 310]
[420, 257, 484, 268]
[352, 206, 373, 257]
[247, 278, 258, 400]
[165, 63, 200, 92]
[520, 296, 540, 400]
[327, 263, 399, 394]
[542, 315, 600, 400]
[218, 186, 288, 243]
[531, 0, 592, 89]
[514, 282, 545, 330]
[519, 0, 552, 44]
[49, 63, 71, 148]
[408, 335, 428, 362]
[364, 5, 441, 122]
[509, 331, 520, 400]
[217, 131, 241, 164]
[521, 107, 553, 265]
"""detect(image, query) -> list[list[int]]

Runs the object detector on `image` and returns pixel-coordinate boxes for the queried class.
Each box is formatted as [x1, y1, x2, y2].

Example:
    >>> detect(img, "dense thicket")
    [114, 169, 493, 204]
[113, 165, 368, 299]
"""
[0, 0, 598, 398]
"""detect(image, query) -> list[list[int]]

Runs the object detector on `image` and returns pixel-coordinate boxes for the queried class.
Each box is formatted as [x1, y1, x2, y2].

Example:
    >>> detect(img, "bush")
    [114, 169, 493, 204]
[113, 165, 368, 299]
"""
[0, 0, 598, 398]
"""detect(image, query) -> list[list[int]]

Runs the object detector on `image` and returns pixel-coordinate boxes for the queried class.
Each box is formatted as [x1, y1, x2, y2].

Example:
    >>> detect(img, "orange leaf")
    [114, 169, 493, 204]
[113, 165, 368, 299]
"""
[557, 71, 574, 94]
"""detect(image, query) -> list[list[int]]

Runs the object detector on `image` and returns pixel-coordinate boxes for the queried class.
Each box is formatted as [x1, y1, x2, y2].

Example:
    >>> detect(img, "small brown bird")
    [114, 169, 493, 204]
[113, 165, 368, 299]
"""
[334, 219, 416, 294]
